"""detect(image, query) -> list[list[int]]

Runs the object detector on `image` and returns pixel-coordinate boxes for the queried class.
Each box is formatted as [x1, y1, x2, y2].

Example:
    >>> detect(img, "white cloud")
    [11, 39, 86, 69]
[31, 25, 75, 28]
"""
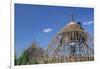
[83, 21, 94, 25]
[43, 28, 53, 33]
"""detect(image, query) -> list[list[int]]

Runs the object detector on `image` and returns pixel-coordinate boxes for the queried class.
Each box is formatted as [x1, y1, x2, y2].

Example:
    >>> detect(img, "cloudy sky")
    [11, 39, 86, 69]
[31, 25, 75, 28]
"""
[15, 4, 94, 56]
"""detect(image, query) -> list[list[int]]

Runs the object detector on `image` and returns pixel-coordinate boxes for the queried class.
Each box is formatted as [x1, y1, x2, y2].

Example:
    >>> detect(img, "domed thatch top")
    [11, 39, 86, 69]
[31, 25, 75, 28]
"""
[67, 21, 80, 28]
[57, 21, 88, 42]
[60, 21, 81, 33]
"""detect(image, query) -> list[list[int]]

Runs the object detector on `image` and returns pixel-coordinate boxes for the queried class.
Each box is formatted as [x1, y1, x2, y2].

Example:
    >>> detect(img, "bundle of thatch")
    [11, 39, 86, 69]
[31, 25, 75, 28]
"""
[15, 42, 45, 65]
[24, 42, 45, 64]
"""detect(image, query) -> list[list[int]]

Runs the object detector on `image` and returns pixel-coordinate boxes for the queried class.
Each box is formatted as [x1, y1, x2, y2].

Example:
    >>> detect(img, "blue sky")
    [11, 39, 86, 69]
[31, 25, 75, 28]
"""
[15, 3, 94, 56]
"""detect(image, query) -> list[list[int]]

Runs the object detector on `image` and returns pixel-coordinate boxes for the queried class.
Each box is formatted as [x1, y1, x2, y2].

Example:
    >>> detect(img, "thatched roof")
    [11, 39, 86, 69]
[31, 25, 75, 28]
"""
[25, 42, 45, 61]
[57, 21, 88, 42]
